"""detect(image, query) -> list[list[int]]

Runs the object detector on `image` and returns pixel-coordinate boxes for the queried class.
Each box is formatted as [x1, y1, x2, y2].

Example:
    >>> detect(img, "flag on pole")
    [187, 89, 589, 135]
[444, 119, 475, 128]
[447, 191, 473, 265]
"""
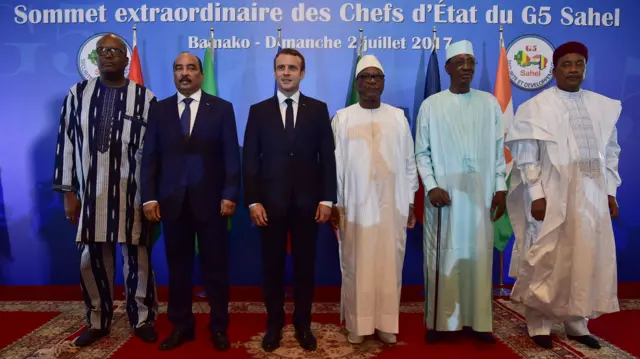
[346, 29, 364, 106]
[274, 25, 282, 96]
[202, 27, 218, 97]
[128, 25, 144, 86]
[493, 27, 515, 252]
[413, 34, 441, 225]
[128, 25, 161, 246]
[194, 27, 232, 255]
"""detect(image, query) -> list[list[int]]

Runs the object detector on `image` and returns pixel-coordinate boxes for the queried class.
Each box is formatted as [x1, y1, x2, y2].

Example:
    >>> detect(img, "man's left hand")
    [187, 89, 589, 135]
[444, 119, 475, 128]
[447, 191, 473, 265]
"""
[220, 200, 236, 216]
[490, 191, 507, 222]
[407, 205, 416, 229]
[608, 195, 619, 218]
[316, 204, 331, 224]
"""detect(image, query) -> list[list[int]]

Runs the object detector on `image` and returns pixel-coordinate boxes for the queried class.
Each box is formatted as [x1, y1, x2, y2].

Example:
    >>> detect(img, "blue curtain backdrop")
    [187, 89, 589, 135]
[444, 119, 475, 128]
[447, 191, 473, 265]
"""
[0, 0, 638, 287]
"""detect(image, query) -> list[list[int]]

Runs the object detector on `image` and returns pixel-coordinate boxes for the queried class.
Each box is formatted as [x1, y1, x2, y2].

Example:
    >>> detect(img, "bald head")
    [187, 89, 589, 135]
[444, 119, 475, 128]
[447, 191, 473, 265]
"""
[97, 33, 126, 51]
[173, 52, 203, 96]
[95, 33, 128, 78]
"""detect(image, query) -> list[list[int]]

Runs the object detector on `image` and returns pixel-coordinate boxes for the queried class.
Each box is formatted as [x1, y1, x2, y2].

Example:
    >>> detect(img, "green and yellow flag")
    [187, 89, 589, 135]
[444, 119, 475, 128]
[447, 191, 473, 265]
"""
[198, 27, 232, 254]
[346, 29, 364, 106]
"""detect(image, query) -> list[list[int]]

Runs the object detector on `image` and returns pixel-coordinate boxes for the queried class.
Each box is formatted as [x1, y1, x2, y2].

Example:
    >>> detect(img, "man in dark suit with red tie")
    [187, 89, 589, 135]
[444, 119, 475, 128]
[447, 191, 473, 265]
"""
[140, 52, 240, 351]
[243, 48, 337, 352]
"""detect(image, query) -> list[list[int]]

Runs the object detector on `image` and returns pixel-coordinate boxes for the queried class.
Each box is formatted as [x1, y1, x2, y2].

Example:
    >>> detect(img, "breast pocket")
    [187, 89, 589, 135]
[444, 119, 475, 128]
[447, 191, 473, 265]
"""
[122, 114, 147, 150]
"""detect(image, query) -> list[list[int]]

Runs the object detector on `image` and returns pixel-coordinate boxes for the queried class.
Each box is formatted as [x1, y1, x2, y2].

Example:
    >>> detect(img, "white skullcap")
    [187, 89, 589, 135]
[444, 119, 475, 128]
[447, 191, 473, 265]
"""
[446, 40, 474, 61]
[355, 54, 384, 78]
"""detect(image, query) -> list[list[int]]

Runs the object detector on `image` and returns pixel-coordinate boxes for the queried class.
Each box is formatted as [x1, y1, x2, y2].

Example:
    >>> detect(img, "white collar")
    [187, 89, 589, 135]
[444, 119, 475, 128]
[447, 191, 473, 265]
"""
[177, 89, 202, 104]
[277, 90, 300, 105]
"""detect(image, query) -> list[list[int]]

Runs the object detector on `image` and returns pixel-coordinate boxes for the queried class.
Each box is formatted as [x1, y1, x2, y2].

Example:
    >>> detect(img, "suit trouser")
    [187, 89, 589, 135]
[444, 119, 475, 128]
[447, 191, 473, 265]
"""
[261, 207, 318, 332]
[79, 242, 158, 331]
[162, 194, 230, 333]
[525, 306, 590, 337]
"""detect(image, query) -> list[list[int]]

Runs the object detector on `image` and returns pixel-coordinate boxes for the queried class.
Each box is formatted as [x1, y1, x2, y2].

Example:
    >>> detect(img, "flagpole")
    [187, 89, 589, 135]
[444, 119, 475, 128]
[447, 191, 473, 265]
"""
[210, 25, 214, 54]
[432, 25, 437, 51]
[358, 27, 363, 56]
[277, 24, 282, 49]
[132, 23, 137, 47]
[497, 24, 507, 297]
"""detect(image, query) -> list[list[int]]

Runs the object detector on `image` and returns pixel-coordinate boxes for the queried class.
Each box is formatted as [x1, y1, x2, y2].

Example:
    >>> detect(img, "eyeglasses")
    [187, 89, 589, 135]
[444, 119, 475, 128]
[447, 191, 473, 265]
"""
[450, 58, 478, 68]
[96, 47, 126, 56]
[357, 73, 385, 81]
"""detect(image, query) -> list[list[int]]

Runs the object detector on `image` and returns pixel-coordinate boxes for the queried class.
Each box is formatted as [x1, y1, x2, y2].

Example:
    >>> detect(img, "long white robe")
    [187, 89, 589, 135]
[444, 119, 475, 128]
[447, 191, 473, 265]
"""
[332, 103, 418, 336]
[415, 89, 506, 332]
[506, 87, 621, 321]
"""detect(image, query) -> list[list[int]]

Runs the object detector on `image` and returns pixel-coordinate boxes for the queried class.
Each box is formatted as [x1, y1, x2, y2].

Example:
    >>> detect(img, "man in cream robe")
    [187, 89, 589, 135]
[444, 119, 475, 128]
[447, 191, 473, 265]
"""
[507, 41, 621, 350]
[415, 40, 507, 343]
[332, 55, 418, 345]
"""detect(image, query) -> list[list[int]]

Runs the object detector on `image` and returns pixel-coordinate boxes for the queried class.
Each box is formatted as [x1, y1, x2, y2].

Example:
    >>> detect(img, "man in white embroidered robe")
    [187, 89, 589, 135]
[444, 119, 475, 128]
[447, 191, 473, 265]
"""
[506, 41, 621, 350]
[414, 40, 507, 344]
[331, 55, 418, 345]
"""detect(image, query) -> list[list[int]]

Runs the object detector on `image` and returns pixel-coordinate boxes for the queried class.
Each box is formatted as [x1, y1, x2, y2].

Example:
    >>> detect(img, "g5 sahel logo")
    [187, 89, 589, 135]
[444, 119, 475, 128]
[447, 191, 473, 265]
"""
[507, 34, 555, 91]
[77, 33, 132, 80]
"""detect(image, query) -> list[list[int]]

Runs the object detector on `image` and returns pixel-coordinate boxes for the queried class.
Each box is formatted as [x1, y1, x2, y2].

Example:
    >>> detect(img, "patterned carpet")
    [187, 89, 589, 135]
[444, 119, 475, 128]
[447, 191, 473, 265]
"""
[0, 299, 638, 358]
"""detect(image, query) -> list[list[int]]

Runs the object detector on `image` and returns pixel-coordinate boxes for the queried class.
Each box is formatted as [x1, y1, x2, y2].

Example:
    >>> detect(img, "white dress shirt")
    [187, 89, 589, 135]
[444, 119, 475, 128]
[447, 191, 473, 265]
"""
[143, 90, 202, 206]
[249, 90, 332, 210]
[277, 90, 300, 127]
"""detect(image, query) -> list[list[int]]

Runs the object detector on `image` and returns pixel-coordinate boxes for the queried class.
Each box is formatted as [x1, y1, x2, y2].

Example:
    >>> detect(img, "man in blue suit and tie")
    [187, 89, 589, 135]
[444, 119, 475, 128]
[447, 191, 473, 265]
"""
[141, 52, 240, 351]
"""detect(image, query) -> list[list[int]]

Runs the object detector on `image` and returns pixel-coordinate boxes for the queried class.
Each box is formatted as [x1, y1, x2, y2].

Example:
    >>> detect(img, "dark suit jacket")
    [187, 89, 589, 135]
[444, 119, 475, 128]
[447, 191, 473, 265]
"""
[141, 92, 240, 222]
[242, 93, 337, 215]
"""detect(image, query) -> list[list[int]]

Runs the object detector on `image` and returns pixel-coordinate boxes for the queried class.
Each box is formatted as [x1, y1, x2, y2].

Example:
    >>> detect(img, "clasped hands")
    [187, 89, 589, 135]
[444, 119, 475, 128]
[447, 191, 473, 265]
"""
[142, 199, 237, 222]
[427, 187, 507, 222]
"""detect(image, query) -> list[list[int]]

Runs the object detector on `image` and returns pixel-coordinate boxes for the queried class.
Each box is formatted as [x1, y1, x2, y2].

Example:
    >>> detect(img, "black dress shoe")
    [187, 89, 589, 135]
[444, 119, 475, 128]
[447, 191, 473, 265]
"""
[74, 328, 109, 347]
[473, 331, 497, 344]
[295, 329, 317, 351]
[531, 335, 553, 349]
[158, 329, 195, 350]
[211, 332, 230, 351]
[425, 331, 439, 344]
[567, 335, 601, 349]
[262, 329, 282, 352]
[134, 323, 158, 343]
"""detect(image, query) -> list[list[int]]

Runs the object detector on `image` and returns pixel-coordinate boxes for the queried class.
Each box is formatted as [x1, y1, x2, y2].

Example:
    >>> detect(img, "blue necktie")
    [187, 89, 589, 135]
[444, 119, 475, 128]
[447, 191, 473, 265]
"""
[181, 97, 193, 140]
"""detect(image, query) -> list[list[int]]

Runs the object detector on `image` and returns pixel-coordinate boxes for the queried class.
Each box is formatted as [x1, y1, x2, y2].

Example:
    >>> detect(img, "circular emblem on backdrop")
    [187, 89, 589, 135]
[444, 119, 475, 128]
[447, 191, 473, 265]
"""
[506, 34, 555, 91]
[77, 32, 132, 80]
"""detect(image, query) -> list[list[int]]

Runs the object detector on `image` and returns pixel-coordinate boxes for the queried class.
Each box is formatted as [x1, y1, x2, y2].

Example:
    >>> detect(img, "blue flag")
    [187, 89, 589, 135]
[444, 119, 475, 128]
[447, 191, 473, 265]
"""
[414, 47, 441, 225]
[424, 49, 442, 100]
[274, 45, 281, 95]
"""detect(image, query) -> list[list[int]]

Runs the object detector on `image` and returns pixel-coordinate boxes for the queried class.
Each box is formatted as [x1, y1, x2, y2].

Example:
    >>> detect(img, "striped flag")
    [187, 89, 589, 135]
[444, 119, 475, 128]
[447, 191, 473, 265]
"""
[127, 26, 161, 246]
[195, 27, 232, 255]
[274, 26, 282, 96]
[493, 29, 515, 252]
[346, 29, 364, 106]
[128, 25, 144, 86]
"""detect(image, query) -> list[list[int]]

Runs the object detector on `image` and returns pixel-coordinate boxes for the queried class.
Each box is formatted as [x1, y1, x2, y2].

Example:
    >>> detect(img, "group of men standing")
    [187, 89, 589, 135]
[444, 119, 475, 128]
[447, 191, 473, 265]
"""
[53, 33, 622, 353]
